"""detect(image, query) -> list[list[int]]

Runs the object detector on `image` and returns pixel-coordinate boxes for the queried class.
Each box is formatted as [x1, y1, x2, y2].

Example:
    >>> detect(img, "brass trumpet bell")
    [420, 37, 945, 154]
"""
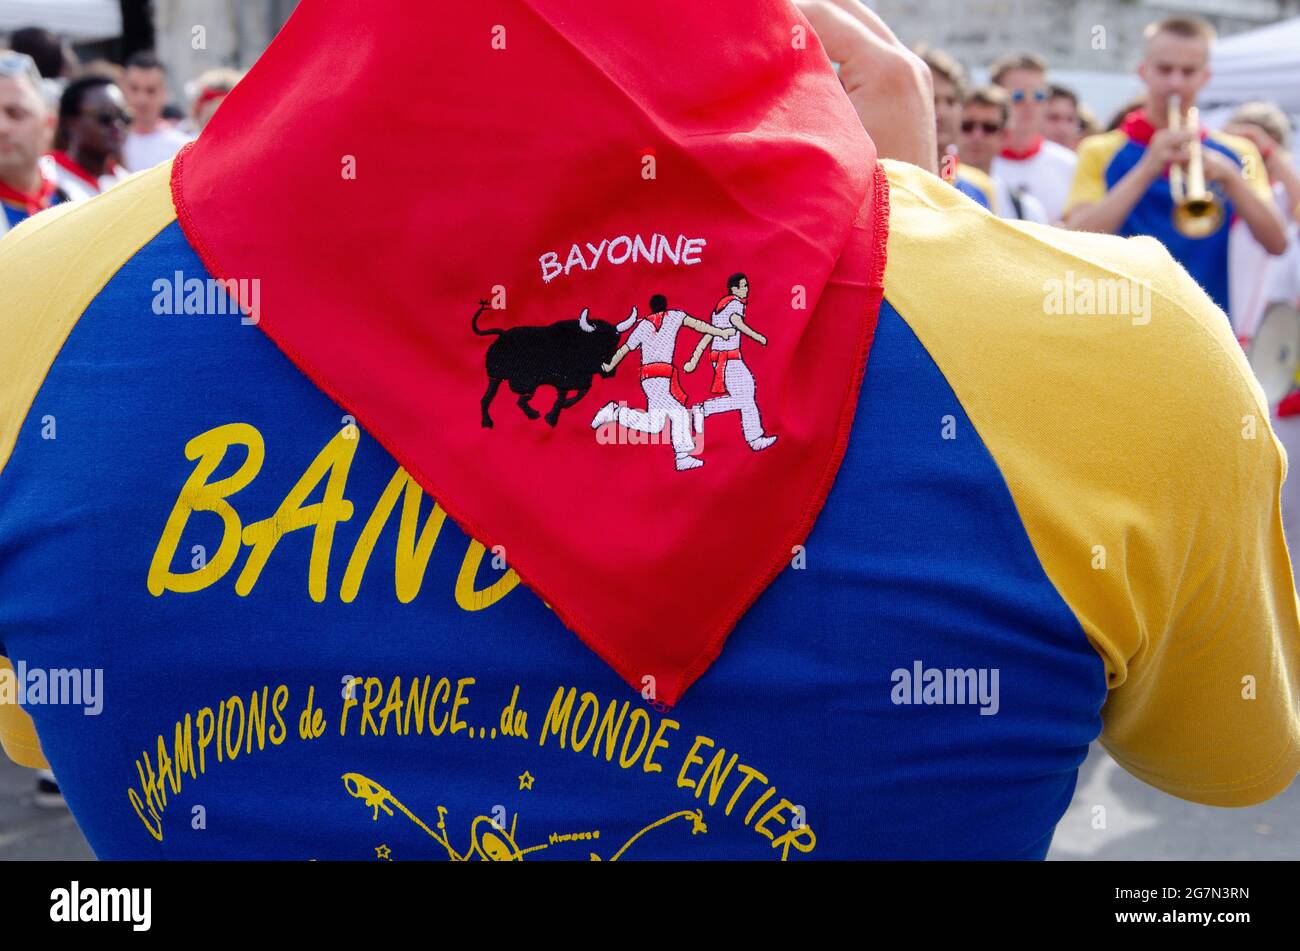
[1168, 96, 1225, 238]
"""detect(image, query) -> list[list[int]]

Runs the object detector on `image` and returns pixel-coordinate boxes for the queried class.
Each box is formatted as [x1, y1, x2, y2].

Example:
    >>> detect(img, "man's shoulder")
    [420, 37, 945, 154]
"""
[1075, 129, 1129, 163]
[0, 162, 178, 481]
[881, 158, 1246, 388]
[1207, 129, 1259, 163]
[879, 157, 1280, 634]
[1041, 139, 1079, 169]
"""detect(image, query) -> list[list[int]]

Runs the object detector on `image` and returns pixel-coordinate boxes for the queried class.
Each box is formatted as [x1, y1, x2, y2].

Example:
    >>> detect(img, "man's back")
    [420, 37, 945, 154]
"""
[2, 161, 1296, 860]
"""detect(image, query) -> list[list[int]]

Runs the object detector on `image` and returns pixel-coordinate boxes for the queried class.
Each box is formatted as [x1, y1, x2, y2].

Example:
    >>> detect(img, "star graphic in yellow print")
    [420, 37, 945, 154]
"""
[375, 844, 392, 860]
[518, 771, 535, 791]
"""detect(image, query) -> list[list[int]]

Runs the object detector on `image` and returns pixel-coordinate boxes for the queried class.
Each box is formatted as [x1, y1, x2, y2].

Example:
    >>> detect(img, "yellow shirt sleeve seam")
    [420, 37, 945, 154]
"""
[1100, 733, 1300, 794]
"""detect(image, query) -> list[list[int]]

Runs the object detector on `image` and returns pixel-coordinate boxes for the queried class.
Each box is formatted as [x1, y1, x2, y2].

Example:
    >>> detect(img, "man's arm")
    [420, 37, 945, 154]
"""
[681, 317, 736, 374]
[684, 336, 711, 374]
[1204, 144, 1287, 255]
[730, 314, 767, 346]
[601, 343, 631, 375]
[795, 0, 936, 173]
[885, 160, 1300, 805]
[683, 315, 735, 338]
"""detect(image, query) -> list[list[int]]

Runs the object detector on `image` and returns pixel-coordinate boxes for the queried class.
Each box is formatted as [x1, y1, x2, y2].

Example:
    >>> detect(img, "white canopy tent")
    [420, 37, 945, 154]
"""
[0, 0, 121, 43]
[1203, 15, 1300, 115]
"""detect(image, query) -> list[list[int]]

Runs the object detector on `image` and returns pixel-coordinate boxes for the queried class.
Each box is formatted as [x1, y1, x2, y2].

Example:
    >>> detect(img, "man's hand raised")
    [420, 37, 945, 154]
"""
[795, 0, 937, 173]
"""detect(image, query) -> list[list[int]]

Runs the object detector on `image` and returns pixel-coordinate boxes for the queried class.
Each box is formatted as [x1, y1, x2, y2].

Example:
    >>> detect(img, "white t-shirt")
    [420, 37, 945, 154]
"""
[992, 176, 1050, 225]
[124, 125, 194, 173]
[710, 298, 743, 351]
[626, 310, 687, 364]
[1229, 181, 1300, 339]
[991, 137, 1077, 223]
[42, 153, 132, 202]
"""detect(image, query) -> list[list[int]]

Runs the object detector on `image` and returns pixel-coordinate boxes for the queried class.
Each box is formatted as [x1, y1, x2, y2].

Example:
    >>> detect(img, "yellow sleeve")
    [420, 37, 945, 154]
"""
[1065, 130, 1126, 214]
[1212, 132, 1274, 202]
[0, 657, 49, 769]
[882, 159, 1300, 806]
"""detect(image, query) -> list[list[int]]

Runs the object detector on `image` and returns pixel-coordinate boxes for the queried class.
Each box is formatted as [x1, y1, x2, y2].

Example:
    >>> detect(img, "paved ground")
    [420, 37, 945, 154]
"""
[1048, 745, 1298, 860]
[0, 741, 1295, 860]
[0, 758, 93, 860]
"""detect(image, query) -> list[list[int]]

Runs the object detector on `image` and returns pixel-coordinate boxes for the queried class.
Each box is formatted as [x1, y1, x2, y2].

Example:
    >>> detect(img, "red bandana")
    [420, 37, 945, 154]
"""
[0, 175, 56, 215]
[1120, 107, 1208, 147]
[171, 0, 889, 706]
[999, 135, 1043, 161]
[48, 150, 116, 190]
[193, 87, 230, 115]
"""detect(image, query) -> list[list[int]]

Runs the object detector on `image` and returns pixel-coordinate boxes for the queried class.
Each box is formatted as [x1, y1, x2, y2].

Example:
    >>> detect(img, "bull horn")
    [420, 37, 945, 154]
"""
[616, 306, 638, 333]
[578, 307, 595, 332]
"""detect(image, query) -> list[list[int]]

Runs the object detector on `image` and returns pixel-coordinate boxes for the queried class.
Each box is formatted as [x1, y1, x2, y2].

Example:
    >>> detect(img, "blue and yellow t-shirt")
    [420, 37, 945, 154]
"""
[0, 179, 65, 238]
[1, 161, 1298, 860]
[952, 164, 994, 212]
[1066, 110, 1272, 315]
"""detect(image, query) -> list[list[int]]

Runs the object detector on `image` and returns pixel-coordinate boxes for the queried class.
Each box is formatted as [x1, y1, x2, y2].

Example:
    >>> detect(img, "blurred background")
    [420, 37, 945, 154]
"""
[0, 1, 294, 90]
[3, 0, 1297, 115]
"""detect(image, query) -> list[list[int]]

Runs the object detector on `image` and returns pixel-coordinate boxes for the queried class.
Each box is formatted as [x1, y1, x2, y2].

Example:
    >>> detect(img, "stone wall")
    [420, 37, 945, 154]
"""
[872, 0, 1300, 74]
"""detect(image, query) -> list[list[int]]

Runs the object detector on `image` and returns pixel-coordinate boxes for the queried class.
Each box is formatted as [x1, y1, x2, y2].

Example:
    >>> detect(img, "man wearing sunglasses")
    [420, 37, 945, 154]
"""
[915, 44, 993, 213]
[1045, 85, 1084, 151]
[47, 75, 132, 201]
[989, 52, 1078, 224]
[0, 51, 67, 238]
[959, 85, 1049, 224]
[1065, 17, 1285, 320]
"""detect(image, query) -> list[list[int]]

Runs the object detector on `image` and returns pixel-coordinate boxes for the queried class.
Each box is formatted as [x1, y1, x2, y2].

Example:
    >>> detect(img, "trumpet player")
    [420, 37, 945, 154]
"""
[1064, 16, 1286, 317]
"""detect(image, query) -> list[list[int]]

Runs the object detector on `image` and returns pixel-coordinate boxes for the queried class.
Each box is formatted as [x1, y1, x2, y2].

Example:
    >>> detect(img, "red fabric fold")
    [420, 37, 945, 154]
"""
[170, 0, 889, 706]
[1120, 107, 1208, 147]
[999, 135, 1044, 160]
[0, 175, 56, 215]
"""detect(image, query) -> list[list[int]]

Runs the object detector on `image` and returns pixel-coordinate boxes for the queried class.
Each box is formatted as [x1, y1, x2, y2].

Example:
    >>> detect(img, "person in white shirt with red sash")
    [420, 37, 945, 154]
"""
[988, 52, 1078, 224]
[46, 76, 132, 201]
[592, 293, 734, 471]
[685, 273, 778, 452]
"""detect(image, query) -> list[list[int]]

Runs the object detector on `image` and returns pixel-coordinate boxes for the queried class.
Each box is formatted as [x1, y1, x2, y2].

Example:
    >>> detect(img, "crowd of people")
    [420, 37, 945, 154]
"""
[0, 26, 239, 239]
[6, 16, 1298, 333]
[919, 16, 1300, 345]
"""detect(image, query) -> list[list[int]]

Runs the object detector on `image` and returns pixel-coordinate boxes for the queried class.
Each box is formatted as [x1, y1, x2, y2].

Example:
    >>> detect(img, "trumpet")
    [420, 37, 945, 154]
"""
[1167, 95, 1225, 238]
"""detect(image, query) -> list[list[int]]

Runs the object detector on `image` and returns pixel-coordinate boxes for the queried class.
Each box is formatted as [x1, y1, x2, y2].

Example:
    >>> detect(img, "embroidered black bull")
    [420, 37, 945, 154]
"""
[472, 300, 638, 428]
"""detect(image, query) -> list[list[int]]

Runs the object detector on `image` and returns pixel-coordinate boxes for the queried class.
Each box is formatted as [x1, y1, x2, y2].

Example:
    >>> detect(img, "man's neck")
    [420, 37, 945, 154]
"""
[969, 155, 993, 175]
[0, 165, 43, 195]
[132, 117, 162, 136]
[68, 145, 108, 178]
[1006, 128, 1038, 152]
